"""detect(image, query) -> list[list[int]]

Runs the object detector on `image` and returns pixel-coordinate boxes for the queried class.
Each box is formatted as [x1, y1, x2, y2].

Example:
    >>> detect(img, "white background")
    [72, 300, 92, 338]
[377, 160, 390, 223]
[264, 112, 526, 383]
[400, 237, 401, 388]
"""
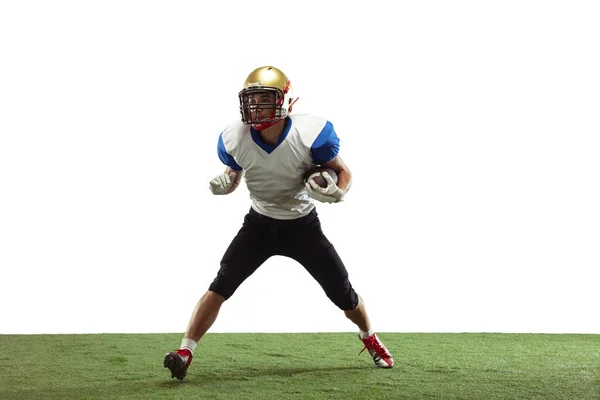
[1, 1, 599, 335]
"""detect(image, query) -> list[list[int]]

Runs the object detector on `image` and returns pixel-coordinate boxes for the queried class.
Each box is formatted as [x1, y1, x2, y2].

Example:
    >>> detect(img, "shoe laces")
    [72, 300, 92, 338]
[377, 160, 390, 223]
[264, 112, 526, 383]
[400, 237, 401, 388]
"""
[359, 334, 390, 357]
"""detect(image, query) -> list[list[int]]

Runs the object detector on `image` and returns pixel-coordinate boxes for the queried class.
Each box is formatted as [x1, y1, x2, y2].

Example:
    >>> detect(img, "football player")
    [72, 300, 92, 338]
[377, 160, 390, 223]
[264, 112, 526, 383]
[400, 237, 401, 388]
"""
[164, 66, 394, 380]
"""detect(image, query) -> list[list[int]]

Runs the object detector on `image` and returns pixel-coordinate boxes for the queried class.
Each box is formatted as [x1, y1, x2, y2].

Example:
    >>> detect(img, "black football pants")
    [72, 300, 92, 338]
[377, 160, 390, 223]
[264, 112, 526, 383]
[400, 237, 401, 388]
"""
[209, 207, 359, 311]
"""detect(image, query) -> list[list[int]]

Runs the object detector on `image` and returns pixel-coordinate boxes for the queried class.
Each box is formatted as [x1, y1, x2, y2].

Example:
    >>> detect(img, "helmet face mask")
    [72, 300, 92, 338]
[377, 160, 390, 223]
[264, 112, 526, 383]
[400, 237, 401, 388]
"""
[238, 66, 298, 130]
[238, 86, 284, 125]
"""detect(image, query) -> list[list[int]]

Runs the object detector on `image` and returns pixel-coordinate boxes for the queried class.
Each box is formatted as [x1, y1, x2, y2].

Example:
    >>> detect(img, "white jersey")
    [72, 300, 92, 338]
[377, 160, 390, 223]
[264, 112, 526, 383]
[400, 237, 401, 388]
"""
[217, 114, 340, 220]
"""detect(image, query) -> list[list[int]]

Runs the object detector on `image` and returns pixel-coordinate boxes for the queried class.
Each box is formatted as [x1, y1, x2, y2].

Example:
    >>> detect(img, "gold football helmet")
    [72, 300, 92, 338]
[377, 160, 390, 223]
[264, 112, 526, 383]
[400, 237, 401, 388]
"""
[238, 66, 299, 130]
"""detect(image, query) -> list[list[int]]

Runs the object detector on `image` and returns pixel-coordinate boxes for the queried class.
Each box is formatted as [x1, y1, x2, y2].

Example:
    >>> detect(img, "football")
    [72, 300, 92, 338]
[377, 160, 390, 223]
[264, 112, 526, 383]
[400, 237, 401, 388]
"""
[303, 166, 338, 188]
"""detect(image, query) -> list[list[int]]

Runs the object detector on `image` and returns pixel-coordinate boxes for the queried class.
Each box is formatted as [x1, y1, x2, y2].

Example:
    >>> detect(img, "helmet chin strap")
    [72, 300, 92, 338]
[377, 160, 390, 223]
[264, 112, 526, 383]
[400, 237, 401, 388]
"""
[251, 118, 285, 131]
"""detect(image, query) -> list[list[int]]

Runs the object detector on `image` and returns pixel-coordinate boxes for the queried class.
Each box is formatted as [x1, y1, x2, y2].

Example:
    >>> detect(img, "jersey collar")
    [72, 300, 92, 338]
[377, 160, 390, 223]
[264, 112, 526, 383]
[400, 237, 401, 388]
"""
[250, 117, 292, 154]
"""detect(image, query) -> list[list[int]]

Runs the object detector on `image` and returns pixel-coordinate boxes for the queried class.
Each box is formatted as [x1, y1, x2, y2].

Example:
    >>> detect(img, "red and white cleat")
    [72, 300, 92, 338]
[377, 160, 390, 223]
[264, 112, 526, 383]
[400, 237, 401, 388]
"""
[359, 333, 394, 368]
[164, 349, 193, 380]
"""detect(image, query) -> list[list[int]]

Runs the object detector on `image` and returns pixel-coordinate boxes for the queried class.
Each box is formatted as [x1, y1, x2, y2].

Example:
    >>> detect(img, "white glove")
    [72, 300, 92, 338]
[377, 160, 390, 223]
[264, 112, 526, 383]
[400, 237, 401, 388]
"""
[209, 172, 237, 195]
[305, 172, 345, 203]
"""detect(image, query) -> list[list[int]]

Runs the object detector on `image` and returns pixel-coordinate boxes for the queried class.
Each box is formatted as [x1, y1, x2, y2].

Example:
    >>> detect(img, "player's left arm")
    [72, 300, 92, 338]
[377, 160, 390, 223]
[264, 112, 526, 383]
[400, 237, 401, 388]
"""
[322, 155, 352, 194]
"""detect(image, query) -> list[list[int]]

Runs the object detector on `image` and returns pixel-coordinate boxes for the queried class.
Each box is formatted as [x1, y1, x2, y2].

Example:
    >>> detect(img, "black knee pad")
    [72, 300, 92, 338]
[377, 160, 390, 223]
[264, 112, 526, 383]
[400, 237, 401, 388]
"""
[208, 276, 236, 301]
[325, 282, 359, 311]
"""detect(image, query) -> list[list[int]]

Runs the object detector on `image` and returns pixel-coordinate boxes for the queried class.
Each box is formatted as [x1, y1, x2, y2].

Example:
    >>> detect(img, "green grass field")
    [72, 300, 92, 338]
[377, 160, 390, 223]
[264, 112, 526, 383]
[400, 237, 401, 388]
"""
[1, 333, 598, 399]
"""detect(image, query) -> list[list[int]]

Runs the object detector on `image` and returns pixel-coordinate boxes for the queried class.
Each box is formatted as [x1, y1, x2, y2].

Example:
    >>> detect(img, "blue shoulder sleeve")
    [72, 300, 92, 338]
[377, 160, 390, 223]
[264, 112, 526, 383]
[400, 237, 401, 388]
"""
[218, 133, 242, 170]
[310, 121, 340, 164]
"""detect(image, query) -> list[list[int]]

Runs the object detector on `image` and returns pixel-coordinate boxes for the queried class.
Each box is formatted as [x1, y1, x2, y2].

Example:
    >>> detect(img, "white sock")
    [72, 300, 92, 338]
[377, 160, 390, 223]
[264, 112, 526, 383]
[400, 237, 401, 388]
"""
[359, 328, 375, 339]
[180, 338, 197, 354]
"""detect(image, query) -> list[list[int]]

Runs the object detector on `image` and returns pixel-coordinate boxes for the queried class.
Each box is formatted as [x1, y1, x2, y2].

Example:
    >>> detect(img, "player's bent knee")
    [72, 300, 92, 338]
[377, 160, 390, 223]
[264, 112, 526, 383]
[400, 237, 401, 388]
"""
[327, 287, 359, 311]
[208, 281, 237, 301]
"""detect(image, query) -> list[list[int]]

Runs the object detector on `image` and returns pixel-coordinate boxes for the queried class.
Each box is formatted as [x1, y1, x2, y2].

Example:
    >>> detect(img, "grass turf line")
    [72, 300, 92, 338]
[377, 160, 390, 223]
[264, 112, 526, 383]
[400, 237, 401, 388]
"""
[0, 333, 598, 399]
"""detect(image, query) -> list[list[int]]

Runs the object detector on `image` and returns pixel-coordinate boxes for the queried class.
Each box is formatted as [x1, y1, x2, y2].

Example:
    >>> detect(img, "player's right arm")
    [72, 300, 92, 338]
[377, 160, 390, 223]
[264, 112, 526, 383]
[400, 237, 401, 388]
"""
[210, 129, 244, 195]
